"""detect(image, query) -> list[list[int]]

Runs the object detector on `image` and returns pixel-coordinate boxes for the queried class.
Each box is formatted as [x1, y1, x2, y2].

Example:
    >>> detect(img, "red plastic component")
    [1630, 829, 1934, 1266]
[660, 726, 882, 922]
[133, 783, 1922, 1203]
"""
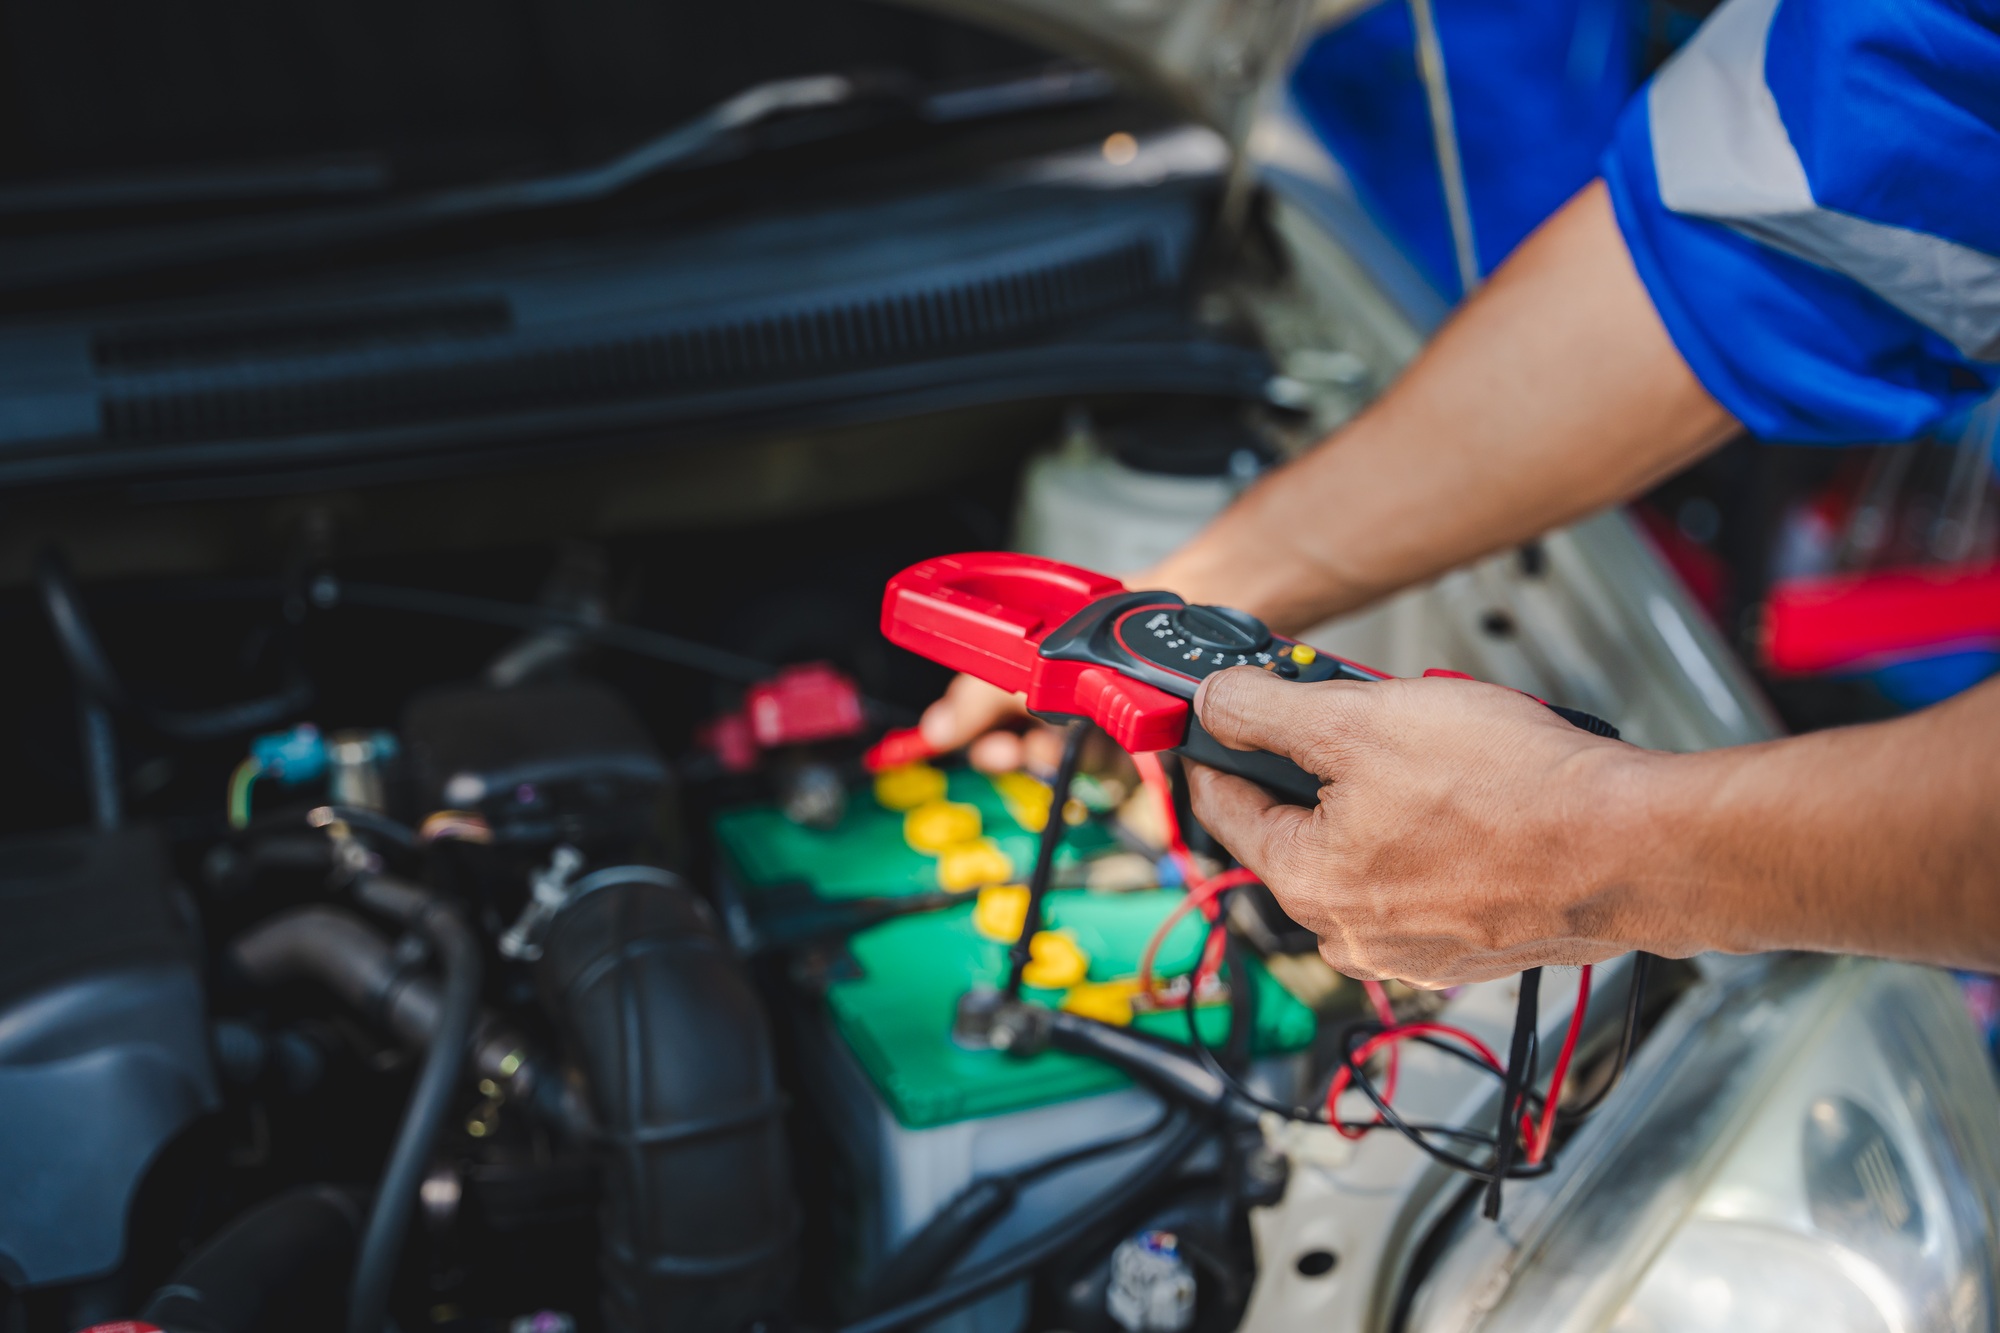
[1765, 563, 2000, 673]
[882, 553, 1192, 752]
[881, 553, 1124, 691]
[73, 1324, 162, 1333]
[1071, 667, 1188, 752]
[698, 712, 760, 774]
[863, 726, 937, 772]
[745, 662, 867, 747]
[699, 662, 867, 773]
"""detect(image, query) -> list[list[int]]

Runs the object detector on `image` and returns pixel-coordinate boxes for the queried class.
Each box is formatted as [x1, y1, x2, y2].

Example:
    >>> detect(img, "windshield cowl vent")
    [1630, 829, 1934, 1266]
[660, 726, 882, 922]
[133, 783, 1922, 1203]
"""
[92, 299, 515, 373]
[97, 238, 1166, 446]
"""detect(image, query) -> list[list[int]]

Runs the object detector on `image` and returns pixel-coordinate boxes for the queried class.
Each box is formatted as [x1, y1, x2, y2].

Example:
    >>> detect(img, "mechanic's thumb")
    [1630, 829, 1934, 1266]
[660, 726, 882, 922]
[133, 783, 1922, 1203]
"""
[919, 673, 1027, 752]
[1194, 665, 1365, 763]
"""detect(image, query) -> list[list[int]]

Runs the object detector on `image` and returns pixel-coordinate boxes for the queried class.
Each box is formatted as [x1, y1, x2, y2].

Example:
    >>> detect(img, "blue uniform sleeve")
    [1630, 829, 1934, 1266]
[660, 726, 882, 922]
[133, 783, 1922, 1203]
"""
[1600, 0, 2000, 445]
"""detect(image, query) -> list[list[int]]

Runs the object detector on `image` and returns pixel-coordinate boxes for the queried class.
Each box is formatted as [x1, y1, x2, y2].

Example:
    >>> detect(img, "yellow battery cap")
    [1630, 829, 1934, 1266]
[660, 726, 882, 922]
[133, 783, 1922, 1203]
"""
[972, 884, 1031, 941]
[990, 770, 1053, 831]
[874, 763, 947, 811]
[1061, 977, 1144, 1027]
[937, 839, 1015, 893]
[1289, 643, 1318, 666]
[904, 800, 981, 853]
[1021, 931, 1090, 990]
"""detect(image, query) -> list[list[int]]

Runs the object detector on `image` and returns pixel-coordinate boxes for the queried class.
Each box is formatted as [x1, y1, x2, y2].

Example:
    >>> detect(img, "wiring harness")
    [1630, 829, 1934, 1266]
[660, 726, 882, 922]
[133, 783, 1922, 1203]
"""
[1107, 745, 1646, 1219]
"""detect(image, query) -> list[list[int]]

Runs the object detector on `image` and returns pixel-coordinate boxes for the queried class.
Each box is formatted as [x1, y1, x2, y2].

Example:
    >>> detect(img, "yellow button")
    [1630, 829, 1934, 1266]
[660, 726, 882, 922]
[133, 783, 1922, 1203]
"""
[972, 884, 1031, 941]
[937, 839, 1015, 893]
[1289, 643, 1318, 666]
[874, 763, 947, 811]
[1021, 931, 1090, 990]
[904, 800, 981, 853]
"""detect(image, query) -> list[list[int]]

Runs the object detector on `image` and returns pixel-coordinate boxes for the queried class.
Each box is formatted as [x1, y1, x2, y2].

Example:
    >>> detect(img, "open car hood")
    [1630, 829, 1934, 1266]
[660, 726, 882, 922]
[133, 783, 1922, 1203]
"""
[884, 0, 1372, 146]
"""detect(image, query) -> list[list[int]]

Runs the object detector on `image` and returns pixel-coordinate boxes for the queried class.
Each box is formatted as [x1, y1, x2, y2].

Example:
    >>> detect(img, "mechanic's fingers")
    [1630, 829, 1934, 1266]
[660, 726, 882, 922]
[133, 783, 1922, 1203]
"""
[1184, 762, 1313, 886]
[1020, 724, 1069, 775]
[1194, 666, 1370, 764]
[919, 673, 1027, 754]
[967, 731, 1024, 773]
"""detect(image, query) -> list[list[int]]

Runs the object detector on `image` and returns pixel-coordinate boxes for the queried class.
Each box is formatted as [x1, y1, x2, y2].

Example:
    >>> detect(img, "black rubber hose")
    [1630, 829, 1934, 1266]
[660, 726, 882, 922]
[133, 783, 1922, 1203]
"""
[535, 872, 798, 1333]
[1040, 1007, 1255, 1124]
[860, 1177, 1020, 1314]
[148, 678, 315, 741]
[836, 1114, 1206, 1333]
[231, 907, 411, 1021]
[34, 548, 129, 708]
[310, 576, 916, 723]
[229, 905, 569, 1126]
[314, 577, 770, 683]
[141, 1186, 363, 1333]
[77, 699, 122, 829]
[344, 877, 482, 1333]
[36, 546, 311, 741]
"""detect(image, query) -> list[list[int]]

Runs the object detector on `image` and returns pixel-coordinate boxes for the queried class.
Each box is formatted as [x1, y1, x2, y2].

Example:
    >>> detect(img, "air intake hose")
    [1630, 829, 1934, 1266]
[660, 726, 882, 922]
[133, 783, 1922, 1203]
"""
[535, 869, 796, 1333]
[228, 904, 572, 1130]
[140, 1186, 362, 1333]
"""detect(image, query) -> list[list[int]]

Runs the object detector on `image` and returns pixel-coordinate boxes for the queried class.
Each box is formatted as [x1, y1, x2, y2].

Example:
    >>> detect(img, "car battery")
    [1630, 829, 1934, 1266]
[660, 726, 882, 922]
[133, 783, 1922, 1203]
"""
[712, 766, 1315, 1330]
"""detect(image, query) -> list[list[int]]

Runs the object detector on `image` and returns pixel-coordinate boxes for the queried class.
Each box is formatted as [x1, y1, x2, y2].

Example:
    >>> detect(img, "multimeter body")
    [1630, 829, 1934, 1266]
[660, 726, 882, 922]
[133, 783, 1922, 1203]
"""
[879, 551, 1616, 806]
[1035, 588, 1380, 803]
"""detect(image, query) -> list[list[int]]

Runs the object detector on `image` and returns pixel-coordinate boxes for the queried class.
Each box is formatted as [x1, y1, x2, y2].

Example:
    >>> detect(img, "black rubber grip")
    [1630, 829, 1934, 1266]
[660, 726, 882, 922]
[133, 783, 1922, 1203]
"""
[1547, 704, 1620, 739]
[1175, 715, 1325, 806]
[1176, 700, 1621, 807]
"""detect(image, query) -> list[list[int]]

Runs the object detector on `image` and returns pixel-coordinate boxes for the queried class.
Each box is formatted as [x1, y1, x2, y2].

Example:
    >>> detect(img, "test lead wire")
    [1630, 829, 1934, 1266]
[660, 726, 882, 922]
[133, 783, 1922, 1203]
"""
[1004, 719, 1089, 999]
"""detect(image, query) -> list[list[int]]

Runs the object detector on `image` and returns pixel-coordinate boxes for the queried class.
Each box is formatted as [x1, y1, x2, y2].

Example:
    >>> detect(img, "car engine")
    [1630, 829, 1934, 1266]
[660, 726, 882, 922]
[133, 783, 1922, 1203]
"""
[0, 403, 1393, 1333]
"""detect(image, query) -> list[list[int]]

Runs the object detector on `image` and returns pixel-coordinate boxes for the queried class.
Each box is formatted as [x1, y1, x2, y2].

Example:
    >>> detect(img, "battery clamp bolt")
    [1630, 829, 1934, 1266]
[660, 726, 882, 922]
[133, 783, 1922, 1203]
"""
[309, 806, 383, 881]
[498, 845, 586, 961]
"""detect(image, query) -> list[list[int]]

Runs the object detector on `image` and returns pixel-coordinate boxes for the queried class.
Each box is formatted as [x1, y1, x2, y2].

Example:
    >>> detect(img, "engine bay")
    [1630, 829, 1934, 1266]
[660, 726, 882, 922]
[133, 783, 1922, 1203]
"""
[4, 0, 1997, 1328]
[0, 407, 1428, 1333]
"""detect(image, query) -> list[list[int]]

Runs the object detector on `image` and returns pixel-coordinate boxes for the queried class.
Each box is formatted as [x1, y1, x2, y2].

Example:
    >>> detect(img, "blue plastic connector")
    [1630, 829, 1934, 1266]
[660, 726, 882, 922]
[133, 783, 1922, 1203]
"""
[249, 724, 328, 784]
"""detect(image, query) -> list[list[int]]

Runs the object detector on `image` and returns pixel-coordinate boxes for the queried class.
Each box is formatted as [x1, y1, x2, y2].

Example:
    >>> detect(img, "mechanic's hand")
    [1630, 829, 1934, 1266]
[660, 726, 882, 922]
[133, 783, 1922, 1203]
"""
[918, 673, 1040, 773]
[1186, 666, 1660, 988]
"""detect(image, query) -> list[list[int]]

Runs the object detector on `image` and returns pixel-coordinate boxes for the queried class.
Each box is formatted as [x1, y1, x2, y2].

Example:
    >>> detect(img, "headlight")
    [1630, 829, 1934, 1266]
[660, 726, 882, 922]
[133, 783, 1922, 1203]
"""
[1410, 957, 2000, 1333]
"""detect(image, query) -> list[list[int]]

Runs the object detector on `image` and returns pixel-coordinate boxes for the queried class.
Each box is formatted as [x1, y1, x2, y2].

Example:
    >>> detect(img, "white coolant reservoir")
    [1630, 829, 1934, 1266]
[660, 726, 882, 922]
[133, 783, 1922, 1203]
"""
[1013, 412, 1260, 577]
[1011, 412, 1775, 751]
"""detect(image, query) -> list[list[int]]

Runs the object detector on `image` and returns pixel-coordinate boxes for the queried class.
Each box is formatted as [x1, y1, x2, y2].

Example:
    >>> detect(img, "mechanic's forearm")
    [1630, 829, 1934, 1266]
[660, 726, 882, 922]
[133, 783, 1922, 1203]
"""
[1152, 181, 1739, 632]
[1615, 677, 2000, 970]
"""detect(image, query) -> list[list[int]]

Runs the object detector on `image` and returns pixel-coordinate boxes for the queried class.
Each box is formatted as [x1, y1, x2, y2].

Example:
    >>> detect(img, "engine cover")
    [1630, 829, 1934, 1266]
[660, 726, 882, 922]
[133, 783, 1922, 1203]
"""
[0, 825, 218, 1289]
[401, 679, 669, 844]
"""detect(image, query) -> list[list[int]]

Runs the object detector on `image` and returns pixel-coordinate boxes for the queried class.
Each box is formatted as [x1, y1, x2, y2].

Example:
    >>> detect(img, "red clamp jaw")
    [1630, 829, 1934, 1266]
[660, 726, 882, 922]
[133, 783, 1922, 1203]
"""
[880, 552, 1192, 752]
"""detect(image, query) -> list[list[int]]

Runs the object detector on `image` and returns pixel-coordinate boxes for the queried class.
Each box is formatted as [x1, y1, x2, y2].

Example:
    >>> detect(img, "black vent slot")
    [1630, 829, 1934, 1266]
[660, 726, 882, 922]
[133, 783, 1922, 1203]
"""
[93, 298, 514, 371]
[100, 240, 1163, 445]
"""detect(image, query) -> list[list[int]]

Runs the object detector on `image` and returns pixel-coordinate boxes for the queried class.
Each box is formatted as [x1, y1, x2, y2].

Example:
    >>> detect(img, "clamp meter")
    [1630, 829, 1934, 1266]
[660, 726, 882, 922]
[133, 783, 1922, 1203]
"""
[880, 552, 1616, 805]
